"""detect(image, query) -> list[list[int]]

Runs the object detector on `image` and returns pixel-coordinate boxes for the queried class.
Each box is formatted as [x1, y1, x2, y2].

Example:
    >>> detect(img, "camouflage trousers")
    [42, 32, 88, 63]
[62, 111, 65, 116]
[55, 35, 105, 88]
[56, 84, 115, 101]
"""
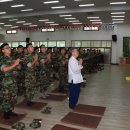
[1, 77, 18, 112]
[39, 70, 49, 93]
[58, 67, 67, 91]
[24, 72, 37, 102]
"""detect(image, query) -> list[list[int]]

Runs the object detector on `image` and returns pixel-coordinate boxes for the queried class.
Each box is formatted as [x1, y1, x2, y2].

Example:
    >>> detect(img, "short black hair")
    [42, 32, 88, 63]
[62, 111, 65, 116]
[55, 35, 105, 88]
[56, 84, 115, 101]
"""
[1, 43, 9, 50]
[26, 43, 32, 48]
[18, 45, 23, 49]
[40, 45, 45, 49]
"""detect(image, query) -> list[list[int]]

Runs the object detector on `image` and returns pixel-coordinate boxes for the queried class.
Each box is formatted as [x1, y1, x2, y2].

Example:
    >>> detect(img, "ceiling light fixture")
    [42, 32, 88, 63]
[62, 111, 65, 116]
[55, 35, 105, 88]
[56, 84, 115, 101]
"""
[11, 4, 24, 7]
[79, 4, 94, 7]
[9, 19, 18, 21]
[0, 12, 6, 14]
[39, 19, 49, 22]
[43, 1, 59, 4]
[110, 2, 126, 5]
[59, 14, 72, 17]
[51, 6, 65, 9]
[21, 9, 33, 12]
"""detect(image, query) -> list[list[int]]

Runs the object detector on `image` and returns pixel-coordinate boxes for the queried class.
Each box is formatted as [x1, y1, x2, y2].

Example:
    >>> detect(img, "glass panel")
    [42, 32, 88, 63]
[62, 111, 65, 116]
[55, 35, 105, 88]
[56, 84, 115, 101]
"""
[39, 41, 47, 47]
[93, 41, 101, 47]
[32, 42, 39, 47]
[107, 41, 112, 47]
[82, 41, 91, 47]
[90, 41, 94, 47]
[102, 41, 107, 47]
[57, 41, 66, 47]
[19, 42, 26, 47]
[48, 41, 56, 47]
[12, 42, 19, 47]
[72, 41, 81, 47]
[0, 42, 3, 46]
[8, 42, 12, 47]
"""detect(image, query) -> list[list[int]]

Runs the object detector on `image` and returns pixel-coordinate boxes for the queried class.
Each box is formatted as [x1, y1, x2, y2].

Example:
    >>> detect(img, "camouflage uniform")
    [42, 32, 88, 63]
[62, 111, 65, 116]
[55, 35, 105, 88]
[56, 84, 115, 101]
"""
[13, 52, 24, 94]
[58, 54, 67, 92]
[0, 56, 18, 112]
[23, 53, 37, 103]
[38, 52, 49, 93]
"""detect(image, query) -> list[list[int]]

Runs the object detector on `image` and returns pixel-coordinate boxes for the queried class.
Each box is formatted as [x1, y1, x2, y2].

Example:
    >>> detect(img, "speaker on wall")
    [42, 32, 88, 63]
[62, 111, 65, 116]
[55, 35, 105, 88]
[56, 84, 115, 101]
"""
[26, 37, 30, 43]
[112, 35, 117, 42]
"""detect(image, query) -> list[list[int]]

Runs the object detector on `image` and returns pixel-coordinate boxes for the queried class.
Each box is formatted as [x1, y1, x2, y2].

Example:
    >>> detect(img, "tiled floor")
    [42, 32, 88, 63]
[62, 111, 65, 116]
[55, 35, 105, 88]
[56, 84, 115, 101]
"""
[1, 65, 130, 130]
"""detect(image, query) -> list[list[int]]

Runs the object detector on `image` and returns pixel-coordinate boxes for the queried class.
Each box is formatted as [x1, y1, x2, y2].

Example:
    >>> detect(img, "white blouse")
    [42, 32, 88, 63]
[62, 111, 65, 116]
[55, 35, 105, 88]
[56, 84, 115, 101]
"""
[68, 56, 83, 84]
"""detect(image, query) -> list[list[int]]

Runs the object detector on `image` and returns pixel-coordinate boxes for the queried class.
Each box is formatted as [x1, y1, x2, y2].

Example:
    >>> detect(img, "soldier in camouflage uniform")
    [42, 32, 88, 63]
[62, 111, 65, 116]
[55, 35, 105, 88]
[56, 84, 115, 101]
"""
[58, 48, 68, 92]
[38, 45, 50, 98]
[22, 43, 38, 106]
[51, 47, 59, 79]
[13, 45, 24, 94]
[0, 43, 20, 119]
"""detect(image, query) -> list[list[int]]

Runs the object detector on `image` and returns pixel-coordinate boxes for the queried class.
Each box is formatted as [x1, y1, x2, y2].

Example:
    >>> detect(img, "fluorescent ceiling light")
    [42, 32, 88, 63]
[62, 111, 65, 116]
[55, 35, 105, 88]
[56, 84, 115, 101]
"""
[39, 19, 49, 22]
[11, 26, 19, 28]
[79, 4, 94, 7]
[9, 19, 18, 21]
[72, 23, 82, 24]
[0, 23, 5, 24]
[64, 18, 76, 20]
[69, 20, 79, 22]
[111, 12, 126, 14]
[90, 19, 101, 21]
[21, 9, 33, 12]
[111, 16, 125, 18]
[74, 0, 82, 1]
[23, 23, 32, 25]
[0, 0, 13, 2]
[16, 21, 26, 23]
[87, 17, 100, 19]
[110, 2, 126, 5]
[59, 14, 72, 17]
[45, 22, 55, 23]
[113, 21, 124, 24]
[50, 24, 59, 25]
[51, 6, 65, 9]
[11, 4, 24, 7]
[0, 12, 6, 14]
[4, 25, 12, 26]
[43, 1, 59, 4]
[29, 25, 38, 27]
[112, 19, 124, 21]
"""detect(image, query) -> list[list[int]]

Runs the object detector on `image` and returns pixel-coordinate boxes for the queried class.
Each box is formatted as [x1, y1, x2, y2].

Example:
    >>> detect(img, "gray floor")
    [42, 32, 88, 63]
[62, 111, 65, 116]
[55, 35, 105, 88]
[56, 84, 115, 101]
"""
[1, 65, 130, 130]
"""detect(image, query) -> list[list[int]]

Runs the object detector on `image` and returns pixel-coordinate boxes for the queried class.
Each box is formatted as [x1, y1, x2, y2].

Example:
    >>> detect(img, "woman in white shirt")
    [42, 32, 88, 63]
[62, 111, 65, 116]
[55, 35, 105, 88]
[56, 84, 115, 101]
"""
[68, 48, 83, 109]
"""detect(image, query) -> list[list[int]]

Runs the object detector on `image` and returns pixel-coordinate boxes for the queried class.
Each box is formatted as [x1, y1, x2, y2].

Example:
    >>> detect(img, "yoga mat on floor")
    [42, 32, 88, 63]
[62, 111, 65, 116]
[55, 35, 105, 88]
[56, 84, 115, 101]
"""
[51, 88, 68, 94]
[15, 101, 47, 111]
[40, 94, 67, 101]
[51, 124, 81, 130]
[0, 110, 26, 126]
[61, 112, 102, 129]
[74, 104, 106, 116]
[0, 127, 9, 130]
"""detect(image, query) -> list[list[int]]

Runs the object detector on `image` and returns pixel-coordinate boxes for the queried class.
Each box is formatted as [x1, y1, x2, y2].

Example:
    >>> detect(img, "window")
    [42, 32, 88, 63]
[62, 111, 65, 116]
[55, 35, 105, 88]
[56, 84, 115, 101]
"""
[0, 42, 3, 46]
[12, 42, 19, 47]
[57, 41, 66, 47]
[82, 41, 90, 47]
[93, 41, 101, 47]
[32, 42, 39, 47]
[107, 41, 112, 47]
[72, 41, 81, 47]
[41, 28, 55, 32]
[48, 41, 56, 47]
[6, 30, 17, 34]
[102, 41, 107, 47]
[39, 41, 47, 47]
[19, 42, 26, 47]
[83, 26, 99, 31]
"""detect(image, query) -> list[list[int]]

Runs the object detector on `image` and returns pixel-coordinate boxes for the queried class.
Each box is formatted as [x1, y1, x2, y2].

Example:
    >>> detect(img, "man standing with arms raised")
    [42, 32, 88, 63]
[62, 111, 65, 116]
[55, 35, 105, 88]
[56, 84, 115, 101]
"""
[68, 48, 83, 109]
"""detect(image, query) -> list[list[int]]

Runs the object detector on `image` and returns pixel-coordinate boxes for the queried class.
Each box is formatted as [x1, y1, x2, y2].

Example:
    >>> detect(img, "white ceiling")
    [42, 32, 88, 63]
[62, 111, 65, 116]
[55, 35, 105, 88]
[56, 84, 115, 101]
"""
[0, 0, 130, 29]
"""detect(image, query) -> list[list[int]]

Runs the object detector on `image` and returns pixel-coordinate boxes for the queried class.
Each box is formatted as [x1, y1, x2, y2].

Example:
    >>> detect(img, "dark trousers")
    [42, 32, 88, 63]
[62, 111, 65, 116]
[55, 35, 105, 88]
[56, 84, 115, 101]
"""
[69, 81, 80, 109]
